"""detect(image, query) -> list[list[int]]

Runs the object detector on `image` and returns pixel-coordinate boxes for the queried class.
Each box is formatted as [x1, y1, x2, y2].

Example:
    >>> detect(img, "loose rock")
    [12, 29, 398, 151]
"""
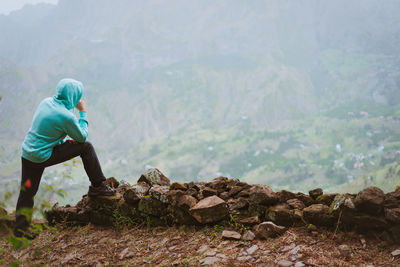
[149, 185, 170, 204]
[203, 187, 218, 197]
[138, 168, 170, 186]
[197, 245, 209, 254]
[239, 216, 260, 225]
[246, 245, 258, 255]
[267, 204, 294, 226]
[189, 196, 228, 223]
[287, 199, 305, 210]
[222, 230, 241, 240]
[303, 204, 334, 226]
[338, 244, 351, 257]
[254, 221, 286, 239]
[242, 231, 255, 241]
[276, 259, 294, 267]
[309, 188, 323, 200]
[199, 256, 219, 265]
[354, 187, 385, 215]
[392, 248, 400, 257]
[170, 182, 187, 191]
[229, 198, 249, 210]
[249, 185, 279, 206]
[385, 208, 400, 223]
[177, 195, 198, 211]
[281, 243, 296, 252]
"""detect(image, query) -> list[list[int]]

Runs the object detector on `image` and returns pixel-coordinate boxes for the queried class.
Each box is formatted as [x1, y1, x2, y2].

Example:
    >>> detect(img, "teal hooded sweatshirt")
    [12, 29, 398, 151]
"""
[22, 78, 89, 163]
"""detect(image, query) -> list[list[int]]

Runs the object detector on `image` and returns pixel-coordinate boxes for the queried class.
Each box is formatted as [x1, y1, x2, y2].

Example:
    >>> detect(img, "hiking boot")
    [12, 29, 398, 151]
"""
[88, 181, 116, 197]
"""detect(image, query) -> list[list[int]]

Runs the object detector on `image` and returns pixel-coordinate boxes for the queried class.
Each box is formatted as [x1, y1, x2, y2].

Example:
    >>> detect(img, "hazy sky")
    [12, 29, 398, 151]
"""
[0, 0, 58, 15]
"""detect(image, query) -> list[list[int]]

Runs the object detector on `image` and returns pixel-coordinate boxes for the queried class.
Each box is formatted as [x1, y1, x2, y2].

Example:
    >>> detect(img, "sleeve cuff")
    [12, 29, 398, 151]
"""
[79, 111, 87, 118]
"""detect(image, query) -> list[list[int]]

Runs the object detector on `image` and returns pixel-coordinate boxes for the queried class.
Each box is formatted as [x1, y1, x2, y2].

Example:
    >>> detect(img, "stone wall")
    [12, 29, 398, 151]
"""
[45, 169, 400, 243]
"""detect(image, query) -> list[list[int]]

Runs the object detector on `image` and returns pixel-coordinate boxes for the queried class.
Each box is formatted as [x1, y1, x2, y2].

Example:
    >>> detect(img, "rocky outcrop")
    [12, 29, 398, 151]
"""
[137, 168, 170, 187]
[354, 187, 385, 215]
[189, 196, 228, 223]
[45, 169, 400, 243]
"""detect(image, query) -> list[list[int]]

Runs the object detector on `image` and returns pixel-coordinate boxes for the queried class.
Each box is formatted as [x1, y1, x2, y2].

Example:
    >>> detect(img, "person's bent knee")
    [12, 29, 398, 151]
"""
[82, 141, 94, 153]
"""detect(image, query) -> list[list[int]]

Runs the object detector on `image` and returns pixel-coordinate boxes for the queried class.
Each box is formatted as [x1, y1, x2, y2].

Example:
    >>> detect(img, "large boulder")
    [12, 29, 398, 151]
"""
[239, 216, 260, 225]
[123, 183, 150, 205]
[123, 189, 142, 206]
[46, 203, 89, 225]
[88, 193, 122, 210]
[253, 221, 286, 239]
[219, 192, 230, 200]
[330, 194, 356, 214]
[228, 185, 246, 198]
[384, 190, 400, 208]
[277, 190, 297, 202]
[167, 190, 185, 206]
[187, 182, 200, 191]
[228, 197, 249, 210]
[390, 225, 400, 244]
[138, 168, 170, 186]
[138, 196, 168, 217]
[170, 182, 187, 191]
[295, 192, 314, 206]
[266, 204, 295, 226]
[205, 179, 227, 193]
[165, 192, 199, 225]
[222, 230, 241, 240]
[177, 195, 198, 211]
[237, 188, 251, 198]
[249, 185, 278, 206]
[303, 204, 335, 226]
[309, 188, 323, 200]
[342, 213, 388, 232]
[286, 198, 305, 210]
[248, 203, 268, 219]
[186, 187, 199, 199]
[354, 187, 385, 215]
[118, 200, 140, 219]
[149, 185, 170, 204]
[385, 208, 400, 223]
[86, 194, 123, 225]
[189, 196, 228, 223]
[202, 187, 218, 197]
[168, 205, 198, 225]
[316, 193, 338, 206]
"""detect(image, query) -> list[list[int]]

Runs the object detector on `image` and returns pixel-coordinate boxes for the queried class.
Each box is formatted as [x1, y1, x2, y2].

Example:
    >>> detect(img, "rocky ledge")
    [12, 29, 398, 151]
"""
[45, 169, 400, 244]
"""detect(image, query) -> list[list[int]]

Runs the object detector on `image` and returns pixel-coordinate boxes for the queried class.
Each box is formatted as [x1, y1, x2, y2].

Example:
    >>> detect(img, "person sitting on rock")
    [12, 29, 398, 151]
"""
[14, 78, 116, 238]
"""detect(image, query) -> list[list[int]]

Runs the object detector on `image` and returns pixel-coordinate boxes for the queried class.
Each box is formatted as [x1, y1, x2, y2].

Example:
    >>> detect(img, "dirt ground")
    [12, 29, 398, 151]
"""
[0, 224, 399, 266]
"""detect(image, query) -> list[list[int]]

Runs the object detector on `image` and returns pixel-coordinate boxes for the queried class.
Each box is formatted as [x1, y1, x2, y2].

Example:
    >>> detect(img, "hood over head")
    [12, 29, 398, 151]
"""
[54, 78, 84, 109]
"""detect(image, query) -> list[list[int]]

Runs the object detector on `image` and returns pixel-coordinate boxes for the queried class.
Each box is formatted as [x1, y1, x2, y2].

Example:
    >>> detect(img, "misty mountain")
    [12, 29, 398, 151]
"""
[1, 0, 400, 202]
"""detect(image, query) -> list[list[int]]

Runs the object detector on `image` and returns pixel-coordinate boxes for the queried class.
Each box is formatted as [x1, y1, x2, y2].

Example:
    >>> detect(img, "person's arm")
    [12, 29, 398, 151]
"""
[63, 100, 88, 143]
[63, 111, 88, 143]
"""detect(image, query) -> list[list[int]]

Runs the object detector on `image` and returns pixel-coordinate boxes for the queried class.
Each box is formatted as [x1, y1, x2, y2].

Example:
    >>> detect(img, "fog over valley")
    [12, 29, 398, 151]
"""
[1, 0, 400, 206]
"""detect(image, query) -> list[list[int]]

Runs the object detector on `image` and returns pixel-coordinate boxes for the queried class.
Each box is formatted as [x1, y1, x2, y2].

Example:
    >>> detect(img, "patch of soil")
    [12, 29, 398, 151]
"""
[0, 224, 398, 266]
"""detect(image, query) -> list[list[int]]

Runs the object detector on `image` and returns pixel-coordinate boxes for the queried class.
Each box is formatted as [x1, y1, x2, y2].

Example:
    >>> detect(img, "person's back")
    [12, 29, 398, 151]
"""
[15, 78, 115, 239]
[22, 79, 88, 163]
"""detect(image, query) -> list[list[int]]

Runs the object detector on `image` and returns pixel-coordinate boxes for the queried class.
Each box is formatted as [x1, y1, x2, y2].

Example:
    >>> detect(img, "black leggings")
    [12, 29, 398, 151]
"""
[15, 141, 106, 231]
